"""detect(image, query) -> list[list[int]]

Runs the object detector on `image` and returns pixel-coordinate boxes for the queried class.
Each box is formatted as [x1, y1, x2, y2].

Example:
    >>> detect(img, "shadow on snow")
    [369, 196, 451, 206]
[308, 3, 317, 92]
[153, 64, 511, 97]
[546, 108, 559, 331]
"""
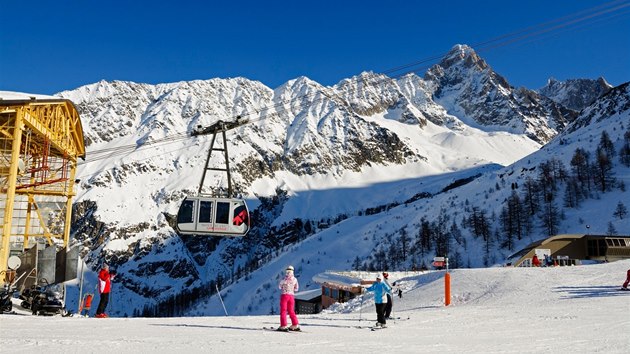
[555, 285, 630, 299]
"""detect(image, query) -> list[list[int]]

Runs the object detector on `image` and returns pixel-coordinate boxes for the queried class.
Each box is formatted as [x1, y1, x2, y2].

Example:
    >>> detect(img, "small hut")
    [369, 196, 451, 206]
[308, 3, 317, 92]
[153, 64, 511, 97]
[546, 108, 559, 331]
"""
[312, 272, 368, 309]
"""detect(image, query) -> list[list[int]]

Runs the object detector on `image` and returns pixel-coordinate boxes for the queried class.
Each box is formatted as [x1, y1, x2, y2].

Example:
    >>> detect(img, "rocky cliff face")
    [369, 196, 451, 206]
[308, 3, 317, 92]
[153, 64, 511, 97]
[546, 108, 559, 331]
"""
[564, 82, 630, 134]
[425, 44, 578, 143]
[539, 77, 613, 112]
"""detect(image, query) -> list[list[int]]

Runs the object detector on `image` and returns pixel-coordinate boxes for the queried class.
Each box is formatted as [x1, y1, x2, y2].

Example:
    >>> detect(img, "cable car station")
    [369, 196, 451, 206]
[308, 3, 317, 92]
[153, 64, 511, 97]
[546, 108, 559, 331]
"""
[0, 93, 85, 285]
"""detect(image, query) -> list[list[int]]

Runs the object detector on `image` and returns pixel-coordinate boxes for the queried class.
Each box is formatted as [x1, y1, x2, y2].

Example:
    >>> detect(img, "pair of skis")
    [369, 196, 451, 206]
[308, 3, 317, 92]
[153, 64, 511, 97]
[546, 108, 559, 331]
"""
[262, 326, 303, 333]
[370, 325, 387, 331]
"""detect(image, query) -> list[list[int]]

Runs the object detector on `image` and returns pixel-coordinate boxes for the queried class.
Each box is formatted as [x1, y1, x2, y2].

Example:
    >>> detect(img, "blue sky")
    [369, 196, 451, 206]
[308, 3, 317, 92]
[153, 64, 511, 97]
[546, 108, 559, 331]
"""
[1, 0, 628, 95]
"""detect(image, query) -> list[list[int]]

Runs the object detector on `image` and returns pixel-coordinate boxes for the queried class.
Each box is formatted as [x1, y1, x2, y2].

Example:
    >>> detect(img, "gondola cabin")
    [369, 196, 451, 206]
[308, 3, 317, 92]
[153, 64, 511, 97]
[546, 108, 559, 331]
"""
[176, 197, 250, 237]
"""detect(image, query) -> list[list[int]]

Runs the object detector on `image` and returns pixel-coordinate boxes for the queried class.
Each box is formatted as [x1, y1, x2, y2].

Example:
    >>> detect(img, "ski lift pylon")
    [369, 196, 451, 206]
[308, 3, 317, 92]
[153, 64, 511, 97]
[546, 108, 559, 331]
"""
[175, 117, 251, 237]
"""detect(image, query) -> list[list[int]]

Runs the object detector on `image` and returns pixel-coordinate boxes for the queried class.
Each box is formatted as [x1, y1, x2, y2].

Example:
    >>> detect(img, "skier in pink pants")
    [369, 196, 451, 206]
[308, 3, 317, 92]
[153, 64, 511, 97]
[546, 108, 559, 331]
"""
[278, 265, 300, 331]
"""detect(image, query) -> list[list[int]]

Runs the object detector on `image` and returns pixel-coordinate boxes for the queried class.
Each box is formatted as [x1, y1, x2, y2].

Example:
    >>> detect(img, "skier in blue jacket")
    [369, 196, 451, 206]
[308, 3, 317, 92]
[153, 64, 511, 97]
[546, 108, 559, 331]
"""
[364, 274, 392, 327]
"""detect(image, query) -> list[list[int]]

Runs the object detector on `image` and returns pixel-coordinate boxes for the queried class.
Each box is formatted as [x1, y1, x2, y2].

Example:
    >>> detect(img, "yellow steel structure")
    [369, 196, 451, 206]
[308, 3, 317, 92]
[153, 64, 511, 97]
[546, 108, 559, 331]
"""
[0, 96, 85, 284]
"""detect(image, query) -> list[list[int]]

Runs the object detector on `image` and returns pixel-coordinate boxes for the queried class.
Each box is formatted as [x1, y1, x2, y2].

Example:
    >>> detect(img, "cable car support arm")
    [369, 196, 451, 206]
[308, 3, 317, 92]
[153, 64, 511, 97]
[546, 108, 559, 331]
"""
[190, 117, 249, 197]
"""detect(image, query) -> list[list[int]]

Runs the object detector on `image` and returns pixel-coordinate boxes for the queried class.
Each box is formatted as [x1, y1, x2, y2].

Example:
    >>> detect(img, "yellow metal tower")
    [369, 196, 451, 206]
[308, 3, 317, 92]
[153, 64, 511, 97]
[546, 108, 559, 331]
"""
[1, 94, 85, 284]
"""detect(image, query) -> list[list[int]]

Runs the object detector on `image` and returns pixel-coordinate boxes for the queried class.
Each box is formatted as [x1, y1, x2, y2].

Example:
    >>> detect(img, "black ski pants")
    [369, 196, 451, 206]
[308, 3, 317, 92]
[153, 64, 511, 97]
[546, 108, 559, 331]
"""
[375, 303, 387, 325]
[96, 292, 109, 315]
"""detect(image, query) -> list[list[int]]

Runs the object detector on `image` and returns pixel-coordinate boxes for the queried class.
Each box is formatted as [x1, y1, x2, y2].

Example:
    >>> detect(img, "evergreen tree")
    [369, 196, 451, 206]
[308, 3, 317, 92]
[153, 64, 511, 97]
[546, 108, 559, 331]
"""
[416, 218, 432, 258]
[468, 207, 478, 237]
[482, 227, 495, 266]
[468, 206, 488, 239]
[474, 208, 491, 242]
[537, 159, 567, 202]
[606, 221, 618, 236]
[434, 209, 451, 257]
[613, 201, 628, 220]
[594, 147, 615, 192]
[522, 177, 540, 217]
[374, 249, 389, 270]
[498, 191, 524, 249]
[388, 242, 400, 270]
[500, 205, 514, 250]
[570, 148, 592, 193]
[620, 128, 630, 167]
[620, 140, 630, 167]
[304, 220, 312, 234]
[563, 178, 580, 208]
[598, 130, 615, 158]
[539, 193, 560, 237]
[352, 256, 362, 271]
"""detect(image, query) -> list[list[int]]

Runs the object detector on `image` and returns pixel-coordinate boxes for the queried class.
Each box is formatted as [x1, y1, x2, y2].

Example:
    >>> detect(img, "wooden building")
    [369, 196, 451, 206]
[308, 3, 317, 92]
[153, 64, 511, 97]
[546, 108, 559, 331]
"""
[294, 289, 322, 314]
[509, 234, 630, 267]
[312, 272, 372, 310]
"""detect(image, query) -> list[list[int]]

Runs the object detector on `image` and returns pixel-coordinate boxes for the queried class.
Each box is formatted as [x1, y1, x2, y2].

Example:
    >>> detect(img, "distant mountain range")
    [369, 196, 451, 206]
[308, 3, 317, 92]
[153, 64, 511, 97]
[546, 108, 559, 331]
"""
[55, 44, 626, 317]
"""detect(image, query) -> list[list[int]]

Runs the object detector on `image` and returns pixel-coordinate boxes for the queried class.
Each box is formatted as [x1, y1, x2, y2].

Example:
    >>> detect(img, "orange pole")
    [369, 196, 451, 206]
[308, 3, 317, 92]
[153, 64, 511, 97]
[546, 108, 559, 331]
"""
[445, 272, 451, 306]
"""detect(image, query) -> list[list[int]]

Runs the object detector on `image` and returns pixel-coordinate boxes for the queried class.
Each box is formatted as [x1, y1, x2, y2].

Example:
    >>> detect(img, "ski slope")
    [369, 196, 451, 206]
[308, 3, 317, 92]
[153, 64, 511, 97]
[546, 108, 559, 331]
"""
[2, 260, 629, 353]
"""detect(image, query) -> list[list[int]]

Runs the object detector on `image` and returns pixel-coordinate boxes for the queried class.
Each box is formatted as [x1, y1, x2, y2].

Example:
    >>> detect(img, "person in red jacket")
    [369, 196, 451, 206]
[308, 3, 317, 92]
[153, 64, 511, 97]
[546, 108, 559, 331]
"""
[622, 269, 630, 290]
[532, 254, 541, 267]
[95, 263, 115, 318]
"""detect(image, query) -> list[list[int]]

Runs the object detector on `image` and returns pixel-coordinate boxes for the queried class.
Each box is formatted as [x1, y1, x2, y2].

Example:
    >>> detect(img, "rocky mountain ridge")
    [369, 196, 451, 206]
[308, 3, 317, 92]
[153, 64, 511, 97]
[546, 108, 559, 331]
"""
[539, 77, 613, 111]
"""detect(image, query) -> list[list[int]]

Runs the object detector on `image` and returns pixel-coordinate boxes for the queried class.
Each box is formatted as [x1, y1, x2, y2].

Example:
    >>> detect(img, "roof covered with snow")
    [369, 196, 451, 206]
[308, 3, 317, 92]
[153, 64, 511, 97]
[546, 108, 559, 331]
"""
[0, 90, 59, 101]
[294, 288, 321, 301]
[312, 272, 363, 287]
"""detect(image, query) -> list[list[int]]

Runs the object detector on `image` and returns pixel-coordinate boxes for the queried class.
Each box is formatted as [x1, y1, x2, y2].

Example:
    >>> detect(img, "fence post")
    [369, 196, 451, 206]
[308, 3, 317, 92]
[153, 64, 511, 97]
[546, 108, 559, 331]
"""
[445, 257, 451, 306]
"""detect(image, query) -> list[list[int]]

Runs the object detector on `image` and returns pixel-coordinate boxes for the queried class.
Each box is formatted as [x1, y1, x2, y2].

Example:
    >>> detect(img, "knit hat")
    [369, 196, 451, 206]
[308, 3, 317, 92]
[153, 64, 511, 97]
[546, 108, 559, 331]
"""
[286, 265, 294, 272]
[376, 274, 382, 280]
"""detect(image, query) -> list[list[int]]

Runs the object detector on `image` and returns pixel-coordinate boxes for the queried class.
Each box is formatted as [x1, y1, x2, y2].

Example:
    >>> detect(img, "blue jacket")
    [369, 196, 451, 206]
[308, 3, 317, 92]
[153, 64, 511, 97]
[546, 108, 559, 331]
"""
[366, 281, 391, 304]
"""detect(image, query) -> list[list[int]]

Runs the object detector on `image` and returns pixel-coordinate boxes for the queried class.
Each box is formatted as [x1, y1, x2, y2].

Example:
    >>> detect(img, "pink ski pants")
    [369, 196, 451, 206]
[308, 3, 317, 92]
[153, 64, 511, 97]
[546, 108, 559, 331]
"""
[279, 294, 299, 327]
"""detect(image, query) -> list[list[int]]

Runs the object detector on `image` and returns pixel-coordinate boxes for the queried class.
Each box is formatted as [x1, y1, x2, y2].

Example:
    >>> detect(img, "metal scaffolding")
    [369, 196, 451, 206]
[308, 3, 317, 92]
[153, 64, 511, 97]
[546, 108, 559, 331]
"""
[1, 95, 85, 284]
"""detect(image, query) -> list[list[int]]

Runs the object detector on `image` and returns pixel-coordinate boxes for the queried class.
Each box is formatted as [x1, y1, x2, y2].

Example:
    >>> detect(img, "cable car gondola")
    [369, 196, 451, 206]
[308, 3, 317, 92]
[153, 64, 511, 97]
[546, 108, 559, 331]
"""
[176, 196, 249, 236]
[175, 118, 251, 237]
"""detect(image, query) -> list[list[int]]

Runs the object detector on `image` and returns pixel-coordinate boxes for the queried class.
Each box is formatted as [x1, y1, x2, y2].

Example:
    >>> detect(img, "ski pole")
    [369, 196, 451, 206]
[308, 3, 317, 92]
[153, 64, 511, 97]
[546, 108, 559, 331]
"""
[389, 293, 395, 324]
[359, 293, 364, 324]
[216, 284, 229, 316]
[108, 289, 113, 315]
[77, 259, 85, 314]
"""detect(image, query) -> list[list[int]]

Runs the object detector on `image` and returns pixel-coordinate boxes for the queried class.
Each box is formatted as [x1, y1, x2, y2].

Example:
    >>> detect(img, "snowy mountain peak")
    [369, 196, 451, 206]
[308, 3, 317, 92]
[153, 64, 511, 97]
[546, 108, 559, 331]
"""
[424, 44, 577, 143]
[440, 44, 489, 72]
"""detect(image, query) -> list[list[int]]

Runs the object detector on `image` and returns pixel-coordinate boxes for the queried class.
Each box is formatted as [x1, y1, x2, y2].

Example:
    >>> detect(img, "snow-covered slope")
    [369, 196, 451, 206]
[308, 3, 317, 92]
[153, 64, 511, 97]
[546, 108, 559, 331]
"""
[49, 44, 626, 317]
[3, 260, 629, 353]
[184, 81, 630, 317]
